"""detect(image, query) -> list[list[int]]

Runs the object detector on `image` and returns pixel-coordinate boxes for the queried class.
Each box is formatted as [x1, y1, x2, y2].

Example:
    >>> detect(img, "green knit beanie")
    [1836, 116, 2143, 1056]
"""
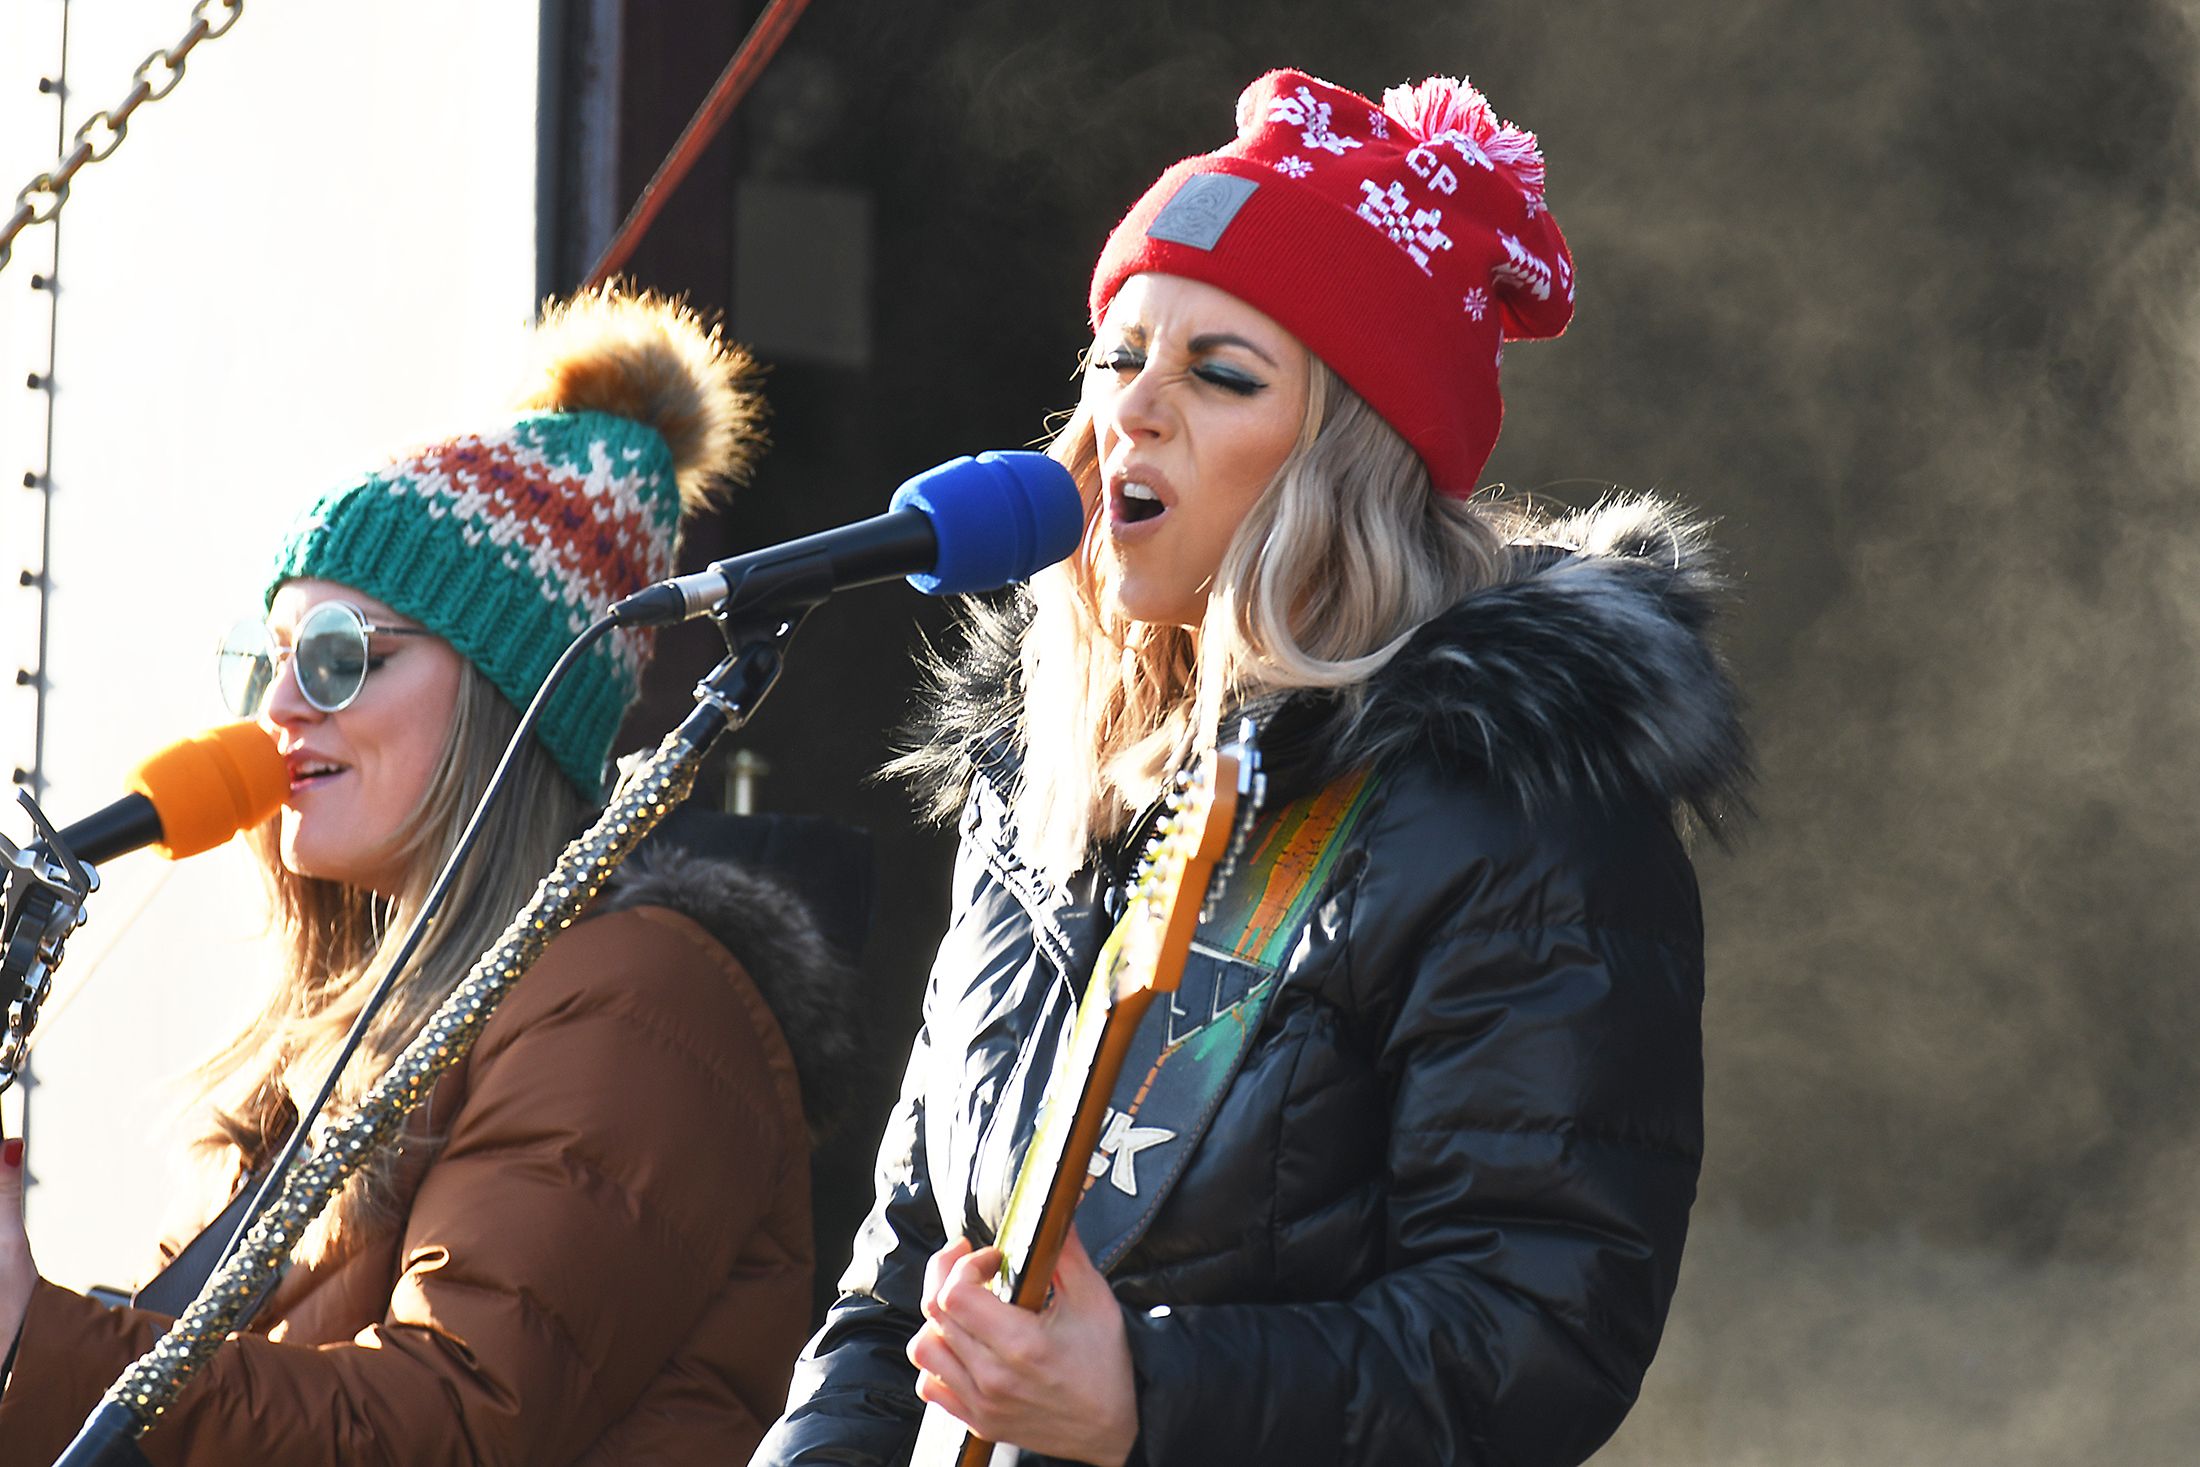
[266, 290, 764, 799]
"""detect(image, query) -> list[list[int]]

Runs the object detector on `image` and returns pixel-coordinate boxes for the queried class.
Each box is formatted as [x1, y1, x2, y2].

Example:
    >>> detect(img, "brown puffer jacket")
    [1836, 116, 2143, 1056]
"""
[0, 840, 863, 1466]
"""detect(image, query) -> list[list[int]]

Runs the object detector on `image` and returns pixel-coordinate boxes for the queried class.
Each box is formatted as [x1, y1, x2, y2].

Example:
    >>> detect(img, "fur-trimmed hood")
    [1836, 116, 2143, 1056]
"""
[595, 834, 867, 1139]
[901, 496, 1749, 827]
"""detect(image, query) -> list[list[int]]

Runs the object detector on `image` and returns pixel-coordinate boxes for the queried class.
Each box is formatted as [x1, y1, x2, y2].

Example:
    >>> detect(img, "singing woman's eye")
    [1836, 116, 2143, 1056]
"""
[1094, 348, 1146, 374]
[1194, 364, 1265, 396]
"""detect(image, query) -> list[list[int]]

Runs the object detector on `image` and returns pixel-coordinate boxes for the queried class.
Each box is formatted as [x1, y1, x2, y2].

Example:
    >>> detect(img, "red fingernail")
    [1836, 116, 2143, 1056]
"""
[2, 1138, 21, 1169]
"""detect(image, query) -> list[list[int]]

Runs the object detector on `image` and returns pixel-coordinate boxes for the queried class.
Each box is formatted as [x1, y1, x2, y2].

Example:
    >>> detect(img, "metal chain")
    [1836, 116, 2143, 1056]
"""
[0, 0, 243, 275]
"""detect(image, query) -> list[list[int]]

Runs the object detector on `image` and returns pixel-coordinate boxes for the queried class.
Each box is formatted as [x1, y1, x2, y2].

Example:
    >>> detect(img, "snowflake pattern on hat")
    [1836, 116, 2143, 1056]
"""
[1492, 231, 1554, 302]
[1269, 84, 1362, 156]
[1355, 180, 1455, 275]
[1275, 156, 1314, 178]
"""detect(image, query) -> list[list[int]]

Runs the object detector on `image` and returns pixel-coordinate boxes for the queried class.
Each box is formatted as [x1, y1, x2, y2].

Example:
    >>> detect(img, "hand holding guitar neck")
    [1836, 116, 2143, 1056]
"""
[910, 733, 1257, 1467]
[909, 1228, 1137, 1465]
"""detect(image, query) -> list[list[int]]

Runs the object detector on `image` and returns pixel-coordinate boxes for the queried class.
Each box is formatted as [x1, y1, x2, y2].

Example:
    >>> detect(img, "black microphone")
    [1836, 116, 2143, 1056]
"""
[609, 450, 1085, 627]
[40, 796, 162, 870]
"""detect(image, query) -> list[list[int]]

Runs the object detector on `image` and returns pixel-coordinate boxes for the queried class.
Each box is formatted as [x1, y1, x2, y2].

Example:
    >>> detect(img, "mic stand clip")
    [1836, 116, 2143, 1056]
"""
[642, 557, 829, 767]
[0, 791, 96, 1094]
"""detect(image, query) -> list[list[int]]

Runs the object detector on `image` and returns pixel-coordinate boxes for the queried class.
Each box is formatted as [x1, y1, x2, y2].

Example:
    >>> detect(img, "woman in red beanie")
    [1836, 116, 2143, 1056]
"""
[759, 69, 1746, 1467]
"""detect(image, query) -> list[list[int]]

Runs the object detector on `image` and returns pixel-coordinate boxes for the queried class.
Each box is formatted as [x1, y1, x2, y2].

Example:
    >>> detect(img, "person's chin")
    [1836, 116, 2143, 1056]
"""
[278, 839, 340, 886]
[279, 820, 360, 889]
[1112, 583, 1201, 628]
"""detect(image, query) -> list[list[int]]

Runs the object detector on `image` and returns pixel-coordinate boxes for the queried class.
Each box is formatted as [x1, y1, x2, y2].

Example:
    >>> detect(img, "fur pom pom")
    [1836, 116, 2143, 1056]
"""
[515, 283, 767, 514]
[1381, 76, 1547, 195]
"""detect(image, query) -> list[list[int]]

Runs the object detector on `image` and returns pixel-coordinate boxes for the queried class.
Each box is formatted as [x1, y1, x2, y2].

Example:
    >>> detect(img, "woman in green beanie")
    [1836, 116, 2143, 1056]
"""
[0, 288, 862, 1464]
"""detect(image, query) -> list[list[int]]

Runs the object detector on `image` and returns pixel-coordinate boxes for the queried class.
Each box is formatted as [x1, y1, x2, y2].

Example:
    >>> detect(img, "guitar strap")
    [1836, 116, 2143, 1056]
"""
[127, 1165, 279, 1319]
[1065, 767, 1380, 1274]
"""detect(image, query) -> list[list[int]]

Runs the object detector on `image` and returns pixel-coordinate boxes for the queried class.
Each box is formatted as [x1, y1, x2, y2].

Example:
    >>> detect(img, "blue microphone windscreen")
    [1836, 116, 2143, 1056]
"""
[888, 451, 1086, 595]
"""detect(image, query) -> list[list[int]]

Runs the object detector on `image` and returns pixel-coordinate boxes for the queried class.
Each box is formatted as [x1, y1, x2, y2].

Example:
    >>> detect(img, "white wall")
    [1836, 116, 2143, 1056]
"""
[0, 0, 540, 1291]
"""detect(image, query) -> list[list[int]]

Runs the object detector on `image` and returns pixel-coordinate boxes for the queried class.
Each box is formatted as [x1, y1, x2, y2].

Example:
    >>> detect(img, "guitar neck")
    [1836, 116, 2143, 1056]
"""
[1000, 984, 1158, 1307]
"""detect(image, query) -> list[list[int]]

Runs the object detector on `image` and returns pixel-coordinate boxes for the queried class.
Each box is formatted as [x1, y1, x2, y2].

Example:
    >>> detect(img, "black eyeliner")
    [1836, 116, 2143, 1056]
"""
[1196, 365, 1265, 394]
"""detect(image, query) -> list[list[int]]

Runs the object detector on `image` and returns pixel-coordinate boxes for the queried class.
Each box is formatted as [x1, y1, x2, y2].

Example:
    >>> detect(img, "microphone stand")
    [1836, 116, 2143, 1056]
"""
[1, 792, 96, 1098]
[51, 589, 819, 1467]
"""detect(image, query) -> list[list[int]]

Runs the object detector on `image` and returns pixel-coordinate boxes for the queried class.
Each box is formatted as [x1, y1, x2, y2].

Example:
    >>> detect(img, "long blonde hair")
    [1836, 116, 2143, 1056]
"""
[195, 664, 584, 1264]
[1006, 360, 1517, 878]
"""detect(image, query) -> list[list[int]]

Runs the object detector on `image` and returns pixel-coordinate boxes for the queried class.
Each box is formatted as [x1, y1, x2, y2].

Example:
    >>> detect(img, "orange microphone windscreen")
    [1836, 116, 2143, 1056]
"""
[125, 722, 290, 860]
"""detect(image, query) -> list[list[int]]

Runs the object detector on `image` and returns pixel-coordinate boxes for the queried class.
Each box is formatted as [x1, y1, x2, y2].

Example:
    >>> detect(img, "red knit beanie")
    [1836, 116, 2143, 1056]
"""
[1090, 69, 1573, 498]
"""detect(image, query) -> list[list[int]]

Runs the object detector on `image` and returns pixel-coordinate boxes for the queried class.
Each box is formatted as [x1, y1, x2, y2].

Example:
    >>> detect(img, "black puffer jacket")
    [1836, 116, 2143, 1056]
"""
[758, 502, 1747, 1467]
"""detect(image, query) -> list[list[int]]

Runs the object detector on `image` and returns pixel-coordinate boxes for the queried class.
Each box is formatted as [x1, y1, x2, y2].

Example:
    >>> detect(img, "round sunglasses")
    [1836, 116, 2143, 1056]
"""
[216, 601, 435, 717]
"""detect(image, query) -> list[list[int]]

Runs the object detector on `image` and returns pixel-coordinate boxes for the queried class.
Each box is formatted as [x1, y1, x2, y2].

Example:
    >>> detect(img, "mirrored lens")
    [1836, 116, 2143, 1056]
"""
[295, 602, 370, 712]
[216, 618, 276, 717]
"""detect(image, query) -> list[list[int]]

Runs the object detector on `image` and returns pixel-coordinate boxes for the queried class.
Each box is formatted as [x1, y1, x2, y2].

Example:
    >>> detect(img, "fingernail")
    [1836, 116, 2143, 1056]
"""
[2, 1138, 21, 1169]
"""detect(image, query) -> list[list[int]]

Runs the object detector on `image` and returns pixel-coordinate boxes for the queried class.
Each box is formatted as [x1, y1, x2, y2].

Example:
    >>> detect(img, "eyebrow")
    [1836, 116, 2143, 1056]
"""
[1109, 324, 1281, 370]
[1189, 332, 1279, 368]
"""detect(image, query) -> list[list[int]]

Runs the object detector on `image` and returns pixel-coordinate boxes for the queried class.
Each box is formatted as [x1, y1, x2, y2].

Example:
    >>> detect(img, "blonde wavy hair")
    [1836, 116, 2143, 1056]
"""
[193, 664, 584, 1266]
[1005, 359, 1519, 879]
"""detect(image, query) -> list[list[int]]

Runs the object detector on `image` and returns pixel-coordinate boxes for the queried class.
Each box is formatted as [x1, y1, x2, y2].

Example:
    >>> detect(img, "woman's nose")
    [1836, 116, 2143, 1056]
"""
[259, 651, 320, 730]
[1106, 365, 1172, 442]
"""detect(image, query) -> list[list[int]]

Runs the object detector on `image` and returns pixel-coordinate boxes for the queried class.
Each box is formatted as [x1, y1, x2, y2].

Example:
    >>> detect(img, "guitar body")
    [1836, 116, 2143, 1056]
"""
[911, 1405, 1020, 1466]
[909, 743, 1253, 1467]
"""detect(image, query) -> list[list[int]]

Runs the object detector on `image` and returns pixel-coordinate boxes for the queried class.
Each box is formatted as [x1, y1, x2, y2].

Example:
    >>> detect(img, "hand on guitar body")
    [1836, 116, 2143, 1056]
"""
[908, 1227, 1139, 1467]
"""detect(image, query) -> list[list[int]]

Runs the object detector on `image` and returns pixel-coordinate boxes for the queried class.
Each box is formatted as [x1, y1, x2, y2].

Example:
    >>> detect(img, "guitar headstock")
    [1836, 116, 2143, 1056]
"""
[1115, 723, 1266, 999]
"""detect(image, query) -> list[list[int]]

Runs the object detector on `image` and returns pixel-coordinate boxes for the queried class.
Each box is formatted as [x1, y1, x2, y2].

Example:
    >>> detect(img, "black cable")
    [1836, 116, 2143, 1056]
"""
[208, 613, 620, 1283]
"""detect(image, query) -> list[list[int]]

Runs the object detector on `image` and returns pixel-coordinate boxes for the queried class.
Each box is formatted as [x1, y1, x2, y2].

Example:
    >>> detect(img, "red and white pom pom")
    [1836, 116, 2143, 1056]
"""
[1380, 76, 1547, 196]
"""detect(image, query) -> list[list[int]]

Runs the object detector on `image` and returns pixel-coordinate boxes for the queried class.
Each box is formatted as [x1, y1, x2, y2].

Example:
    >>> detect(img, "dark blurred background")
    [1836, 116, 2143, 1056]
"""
[543, 2, 2200, 1459]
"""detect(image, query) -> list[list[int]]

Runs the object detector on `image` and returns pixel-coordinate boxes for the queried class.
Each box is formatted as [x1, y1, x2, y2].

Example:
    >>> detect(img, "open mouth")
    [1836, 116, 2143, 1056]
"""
[1115, 481, 1166, 524]
[288, 758, 349, 791]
